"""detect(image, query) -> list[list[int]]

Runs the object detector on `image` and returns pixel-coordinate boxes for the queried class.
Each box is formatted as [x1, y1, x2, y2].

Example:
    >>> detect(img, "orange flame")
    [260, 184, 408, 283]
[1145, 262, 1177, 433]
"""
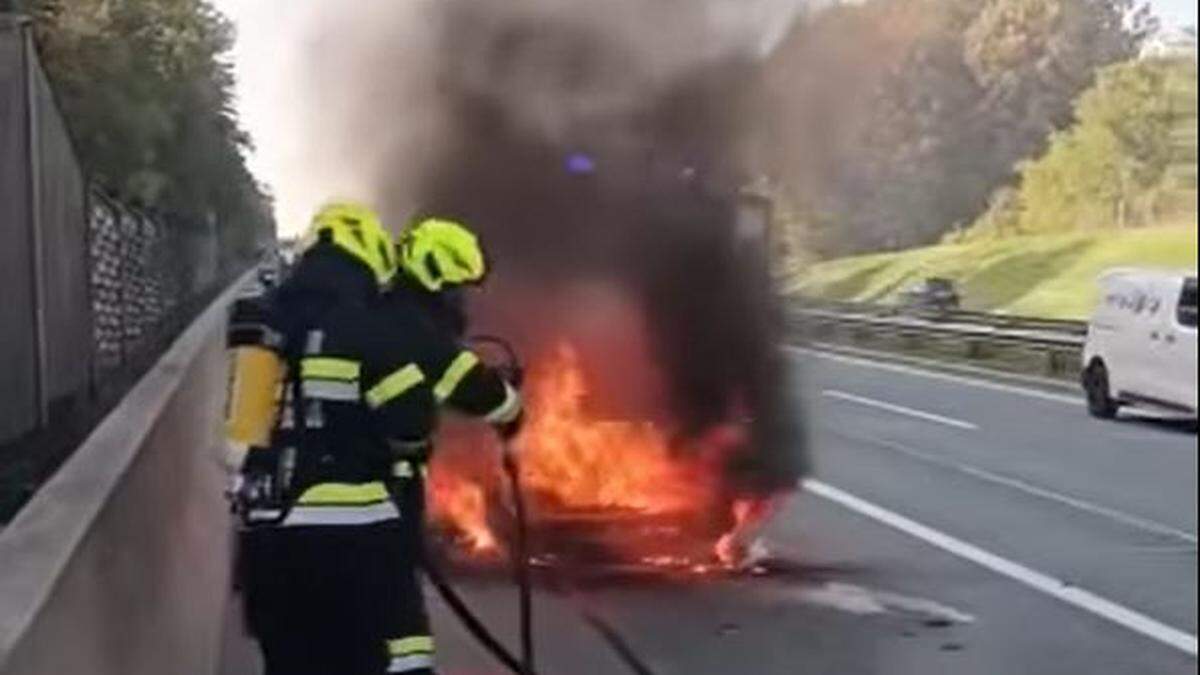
[514, 344, 716, 514]
[428, 341, 784, 569]
[714, 498, 779, 568]
[428, 471, 499, 554]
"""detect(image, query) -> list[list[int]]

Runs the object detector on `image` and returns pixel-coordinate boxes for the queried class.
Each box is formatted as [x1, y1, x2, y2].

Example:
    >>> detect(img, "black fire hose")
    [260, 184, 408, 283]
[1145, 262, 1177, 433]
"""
[423, 558, 529, 674]
[421, 441, 537, 675]
[502, 445, 536, 674]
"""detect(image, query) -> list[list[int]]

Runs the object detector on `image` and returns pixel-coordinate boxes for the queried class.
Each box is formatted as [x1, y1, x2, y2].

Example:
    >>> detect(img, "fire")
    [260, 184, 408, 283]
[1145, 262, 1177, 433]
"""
[427, 341, 787, 570]
[714, 498, 780, 569]
[428, 469, 499, 554]
[515, 344, 716, 514]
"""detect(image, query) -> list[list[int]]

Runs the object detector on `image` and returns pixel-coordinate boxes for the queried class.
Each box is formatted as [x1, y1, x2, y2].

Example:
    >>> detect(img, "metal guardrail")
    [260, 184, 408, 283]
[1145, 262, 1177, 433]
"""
[787, 300, 1087, 376]
[789, 303, 1086, 346]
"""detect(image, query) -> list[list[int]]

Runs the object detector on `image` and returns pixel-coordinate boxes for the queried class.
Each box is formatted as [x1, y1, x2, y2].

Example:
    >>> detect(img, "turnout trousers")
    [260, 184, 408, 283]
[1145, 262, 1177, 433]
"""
[240, 517, 436, 675]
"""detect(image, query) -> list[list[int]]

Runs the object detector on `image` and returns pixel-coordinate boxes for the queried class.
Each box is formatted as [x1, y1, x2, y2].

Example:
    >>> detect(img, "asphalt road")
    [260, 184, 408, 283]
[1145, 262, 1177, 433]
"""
[786, 345, 1196, 671]
[434, 345, 1197, 675]
[221, 342, 1196, 674]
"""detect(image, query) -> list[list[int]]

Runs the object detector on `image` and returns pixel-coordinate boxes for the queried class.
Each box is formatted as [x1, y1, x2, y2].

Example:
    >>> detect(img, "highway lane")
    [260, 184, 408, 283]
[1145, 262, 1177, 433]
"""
[795, 346, 1197, 636]
[528, 346, 1196, 675]
[795, 346, 1197, 537]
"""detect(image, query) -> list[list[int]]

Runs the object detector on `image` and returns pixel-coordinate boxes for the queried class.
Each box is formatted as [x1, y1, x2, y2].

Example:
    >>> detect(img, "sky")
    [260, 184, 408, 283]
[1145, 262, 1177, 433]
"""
[1153, 0, 1199, 31]
[212, 0, 1199, 236]
[212, 0, 312, 234]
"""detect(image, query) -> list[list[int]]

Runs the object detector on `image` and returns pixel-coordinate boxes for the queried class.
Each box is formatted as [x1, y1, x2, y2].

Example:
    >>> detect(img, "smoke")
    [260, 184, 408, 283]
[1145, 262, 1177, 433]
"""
[290, 0, 808, 493]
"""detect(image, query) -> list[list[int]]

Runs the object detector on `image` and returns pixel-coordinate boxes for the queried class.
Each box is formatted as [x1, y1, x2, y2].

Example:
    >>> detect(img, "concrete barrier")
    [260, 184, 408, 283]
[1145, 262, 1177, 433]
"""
[0, 277, 248, 674]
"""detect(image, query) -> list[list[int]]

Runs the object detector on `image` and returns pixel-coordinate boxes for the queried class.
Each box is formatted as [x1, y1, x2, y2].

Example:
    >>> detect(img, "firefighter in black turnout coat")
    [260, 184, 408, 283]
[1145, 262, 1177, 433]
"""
[231, 203, 522, 675]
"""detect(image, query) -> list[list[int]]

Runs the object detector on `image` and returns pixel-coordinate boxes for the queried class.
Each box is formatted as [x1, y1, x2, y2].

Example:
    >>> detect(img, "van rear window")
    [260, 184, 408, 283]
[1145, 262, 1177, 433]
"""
[1179, 278, 1198, 328]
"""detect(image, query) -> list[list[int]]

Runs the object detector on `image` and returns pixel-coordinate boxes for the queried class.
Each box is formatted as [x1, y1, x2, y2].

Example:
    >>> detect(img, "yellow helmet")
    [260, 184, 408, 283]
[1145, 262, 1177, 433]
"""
[398, 218, 487, 292]
[305, 201, 397, 285]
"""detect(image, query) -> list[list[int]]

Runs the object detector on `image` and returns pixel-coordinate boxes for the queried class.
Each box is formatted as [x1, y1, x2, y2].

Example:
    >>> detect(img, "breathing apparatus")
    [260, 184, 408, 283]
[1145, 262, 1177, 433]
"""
[225, 201, 398, 454]
[225, 291, 286, 450]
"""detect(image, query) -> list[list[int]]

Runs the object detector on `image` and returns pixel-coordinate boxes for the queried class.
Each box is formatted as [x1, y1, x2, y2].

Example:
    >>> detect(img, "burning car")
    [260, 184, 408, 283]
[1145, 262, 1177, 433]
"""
[292, 0, 811, 575]
[428, 335, 795, 576]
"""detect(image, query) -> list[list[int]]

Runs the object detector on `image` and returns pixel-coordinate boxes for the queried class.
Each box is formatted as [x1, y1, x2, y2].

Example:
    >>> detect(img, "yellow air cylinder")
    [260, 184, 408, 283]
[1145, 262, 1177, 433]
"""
[225, 345, 285, 447]
[225, 293, 285, 447]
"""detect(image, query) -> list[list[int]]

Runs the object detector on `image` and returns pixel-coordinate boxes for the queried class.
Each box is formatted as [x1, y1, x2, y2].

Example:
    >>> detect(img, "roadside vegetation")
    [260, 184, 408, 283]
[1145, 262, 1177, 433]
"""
[27, 0, 272, 255]
[766, 0, 1157, 259]
[786, 226, 1197, 319]
[785, 47, 1198, 319]
[958, 54, 1197, 240]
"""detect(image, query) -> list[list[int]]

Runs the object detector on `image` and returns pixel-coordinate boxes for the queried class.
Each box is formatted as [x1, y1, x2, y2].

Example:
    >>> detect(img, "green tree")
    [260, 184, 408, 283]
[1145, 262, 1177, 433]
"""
[1014, 56, 1197, 232]
[28, 0, 272, 259]
[965, 0, 1155, 168]
[766, 0, 1150, 256]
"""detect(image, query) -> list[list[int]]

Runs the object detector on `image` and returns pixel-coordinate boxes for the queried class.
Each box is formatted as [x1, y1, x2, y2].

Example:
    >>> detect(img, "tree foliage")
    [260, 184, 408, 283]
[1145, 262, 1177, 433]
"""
[1004, 55, 1197, 234]
[27, 0, 272, 258]
[765, 0, 1153, 256]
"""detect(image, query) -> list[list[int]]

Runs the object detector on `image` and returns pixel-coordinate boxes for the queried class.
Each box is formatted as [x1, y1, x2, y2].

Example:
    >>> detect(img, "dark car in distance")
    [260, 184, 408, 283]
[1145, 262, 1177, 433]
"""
[900, 277, 961, 312]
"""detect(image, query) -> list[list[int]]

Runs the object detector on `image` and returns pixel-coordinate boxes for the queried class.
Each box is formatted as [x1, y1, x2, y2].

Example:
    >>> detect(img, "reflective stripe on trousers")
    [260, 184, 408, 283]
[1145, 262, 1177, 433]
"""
[275, 481, 401, 527]
[388, 653, 435, 673]
[281, 502, 400, 527]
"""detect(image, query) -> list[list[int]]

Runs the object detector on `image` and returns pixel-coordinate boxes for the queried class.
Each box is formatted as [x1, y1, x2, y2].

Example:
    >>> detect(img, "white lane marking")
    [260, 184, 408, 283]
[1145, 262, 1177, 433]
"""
[823, 390, 978, 431]
[851, 432, 1198, 545]
[785, 345, 1083, 406]
[805, 479, 1199, 657]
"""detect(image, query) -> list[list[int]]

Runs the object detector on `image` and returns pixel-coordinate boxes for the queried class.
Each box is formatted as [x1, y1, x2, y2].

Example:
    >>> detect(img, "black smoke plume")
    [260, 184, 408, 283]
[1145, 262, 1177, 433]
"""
[301, 0, 807, 494]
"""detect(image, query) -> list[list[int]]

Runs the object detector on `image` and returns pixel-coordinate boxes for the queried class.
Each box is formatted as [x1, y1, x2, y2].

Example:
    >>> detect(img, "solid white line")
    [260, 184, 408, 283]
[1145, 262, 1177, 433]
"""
[853, 432, 1198, 545]
[785, 345, 1083, 406]
[804, 479, 1199, 657]
[823, 389, 979, 431]
[809, 341, 1079, 390]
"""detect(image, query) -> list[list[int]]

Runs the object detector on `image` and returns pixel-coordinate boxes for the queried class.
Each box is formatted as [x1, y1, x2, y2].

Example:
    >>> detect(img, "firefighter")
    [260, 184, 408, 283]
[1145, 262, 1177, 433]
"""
[234, 202, 522, 675]
[381, 215, 511, 589]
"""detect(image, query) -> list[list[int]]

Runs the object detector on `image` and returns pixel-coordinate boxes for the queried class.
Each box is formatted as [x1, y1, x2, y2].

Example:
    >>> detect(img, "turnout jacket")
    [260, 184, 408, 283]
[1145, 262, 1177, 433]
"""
[239, 243, 521, 527]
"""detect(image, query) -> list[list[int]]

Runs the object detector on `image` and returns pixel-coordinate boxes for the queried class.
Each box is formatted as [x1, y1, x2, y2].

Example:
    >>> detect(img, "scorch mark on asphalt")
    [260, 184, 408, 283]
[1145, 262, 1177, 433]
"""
[763, 581, 976, 624]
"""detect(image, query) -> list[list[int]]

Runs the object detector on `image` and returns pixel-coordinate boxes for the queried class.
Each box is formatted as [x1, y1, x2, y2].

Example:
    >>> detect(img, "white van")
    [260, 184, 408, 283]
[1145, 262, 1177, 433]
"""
[1082, 269, 1198, 418]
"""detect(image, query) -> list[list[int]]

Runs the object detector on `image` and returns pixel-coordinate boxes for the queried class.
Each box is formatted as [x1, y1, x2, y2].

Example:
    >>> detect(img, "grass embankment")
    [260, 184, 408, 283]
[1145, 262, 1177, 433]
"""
[787, 226, 1198, 320]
